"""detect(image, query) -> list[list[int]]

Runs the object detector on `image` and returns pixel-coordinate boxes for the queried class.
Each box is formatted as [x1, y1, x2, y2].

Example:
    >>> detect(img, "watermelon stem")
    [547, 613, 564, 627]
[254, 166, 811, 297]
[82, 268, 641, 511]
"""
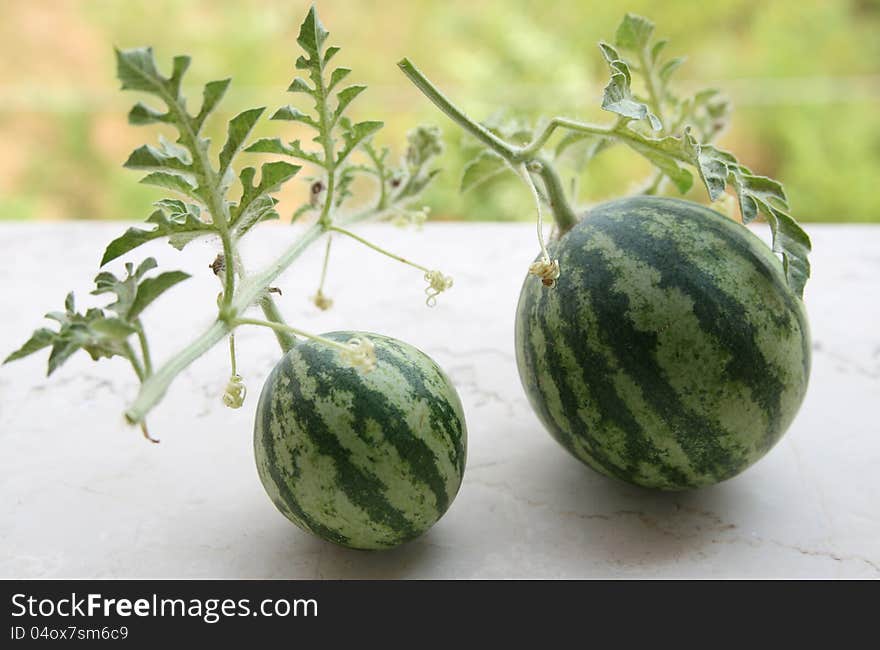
[397, 58, 580, 242]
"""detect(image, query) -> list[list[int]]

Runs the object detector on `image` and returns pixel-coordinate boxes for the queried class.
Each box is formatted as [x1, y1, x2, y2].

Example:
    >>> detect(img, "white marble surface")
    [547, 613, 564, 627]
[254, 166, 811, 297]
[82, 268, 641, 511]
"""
[0, 221, 877, 579]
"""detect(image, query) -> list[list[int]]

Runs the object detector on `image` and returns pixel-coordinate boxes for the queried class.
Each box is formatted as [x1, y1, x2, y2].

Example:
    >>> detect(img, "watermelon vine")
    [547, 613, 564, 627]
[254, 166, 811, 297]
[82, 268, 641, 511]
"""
[4, 6, 450, 439]
[399, 13, 811, 298]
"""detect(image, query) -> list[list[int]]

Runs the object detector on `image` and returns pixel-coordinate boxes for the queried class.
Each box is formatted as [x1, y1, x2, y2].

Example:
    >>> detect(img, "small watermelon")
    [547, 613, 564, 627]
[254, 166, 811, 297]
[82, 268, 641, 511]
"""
[515, 196, 810, 490]
[254, 331, 467, 549]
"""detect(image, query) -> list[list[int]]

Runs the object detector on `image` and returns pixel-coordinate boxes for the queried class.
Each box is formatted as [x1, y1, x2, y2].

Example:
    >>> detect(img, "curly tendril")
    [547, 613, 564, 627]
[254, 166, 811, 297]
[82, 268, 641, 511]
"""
[424, 270, 453, 307]
[528, 259, 561, 287]
[341, 337, 377, 372]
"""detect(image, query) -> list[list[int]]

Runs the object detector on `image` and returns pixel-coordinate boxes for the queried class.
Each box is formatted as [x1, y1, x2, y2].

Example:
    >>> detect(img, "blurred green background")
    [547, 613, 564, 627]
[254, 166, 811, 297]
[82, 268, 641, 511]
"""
[1, 0, 878, 223]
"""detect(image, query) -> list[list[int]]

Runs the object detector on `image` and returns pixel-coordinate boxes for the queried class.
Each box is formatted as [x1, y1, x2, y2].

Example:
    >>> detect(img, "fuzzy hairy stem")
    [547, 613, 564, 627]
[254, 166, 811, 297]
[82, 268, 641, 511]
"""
[398, 58, 580, 232]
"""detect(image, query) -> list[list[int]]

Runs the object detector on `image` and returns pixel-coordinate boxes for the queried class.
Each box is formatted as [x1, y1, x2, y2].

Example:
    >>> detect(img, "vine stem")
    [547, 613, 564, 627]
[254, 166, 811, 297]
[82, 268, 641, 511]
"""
[398, 58, 581, 232]
[125, 223, 325, 424]
[316, 233, 333, 296]
[328, 225, 430, 273]
[125, 319, 228, 424]
[135, 321, 153, 377]
[234, 318, 352, 355]
[228, 332, 238, 375]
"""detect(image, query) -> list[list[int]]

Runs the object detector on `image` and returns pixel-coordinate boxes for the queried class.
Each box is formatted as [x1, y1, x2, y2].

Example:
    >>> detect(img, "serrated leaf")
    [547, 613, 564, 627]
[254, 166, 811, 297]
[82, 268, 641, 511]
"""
[139, 171, 198, 198]
[296, 5, 328, 60]
[337, 120, 383, 164]
[246, 137, 324, 167]
[101, 208, 215, 265]
[405, 125, 443, 169]
[598, 41, 620, 64]
[624, 138, 694, 193]
[271, 105, 318, 128]
[328, 67, 351, 91]
[115, 47, 164, 93]
[324, 46, 341, 65]
[128, 102, 168, 125]
[195, 78, 231, 131]
[601, 69, 661, 130]
[47, 340, 80, 376]
[90, 317, 139, 338]
[287, 77, 312, 94]
[3, 329, 56, 364]
[334, 85, 367, 120]
[129, 271, 190, 320]
[615, 14, 655, 51]
[231, 161, 301, 236]
[651, 39, 668, 62]
[218, 107, 265, 176]
[659, 56, 686, 83]
[460, 150, 508, 192]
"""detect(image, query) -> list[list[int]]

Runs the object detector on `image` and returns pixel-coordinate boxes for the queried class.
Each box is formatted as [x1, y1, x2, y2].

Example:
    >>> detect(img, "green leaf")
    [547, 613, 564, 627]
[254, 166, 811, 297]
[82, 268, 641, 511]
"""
[650, 39, 668, 62]
[124, 143, 192, 174]
[101, 208, 215, 265]
[296, 5, 328, 60]
[614, 14, 655, 51]
[219, 107, 265, 176]
[90, 317, 139, 338]
[4, 329, 56, 364]
[129, 271, 190, 320]
[271, 105, 318, 128]
[139, 171, 198, 199]
[659, 56, 686, 83]
[195, 78, 231, 131]
[231, 161, 301, 236]
[246, 137, 324, 167]
[598, 41, 620, 64]
[461, 150, 509, 192]
[558, 136, 613, 172]
[129, 102, 168, 125]
[337, 120, 383, 165]
[334, 85, 367, 120]
[601, 62, 661, 130]
[623, 137, 694, 194]
[405, 124, 443, 169]
[115, 47, 165, 94]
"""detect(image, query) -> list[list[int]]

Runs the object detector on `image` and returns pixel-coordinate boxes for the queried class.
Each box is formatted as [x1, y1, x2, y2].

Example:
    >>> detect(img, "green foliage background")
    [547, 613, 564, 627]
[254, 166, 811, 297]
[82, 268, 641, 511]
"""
[1, 0, 878, 222]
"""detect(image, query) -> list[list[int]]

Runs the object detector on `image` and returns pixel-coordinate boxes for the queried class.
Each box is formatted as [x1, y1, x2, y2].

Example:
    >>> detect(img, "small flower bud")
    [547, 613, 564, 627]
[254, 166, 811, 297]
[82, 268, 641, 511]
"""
[222, 374, 247, 409]
[312, 290, 333, 311]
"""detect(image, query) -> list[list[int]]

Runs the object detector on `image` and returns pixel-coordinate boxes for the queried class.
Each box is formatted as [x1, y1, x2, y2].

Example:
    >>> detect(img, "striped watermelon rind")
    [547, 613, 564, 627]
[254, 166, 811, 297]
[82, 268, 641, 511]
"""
[515, 196, 810, 490]
[254, 331, 467, 550]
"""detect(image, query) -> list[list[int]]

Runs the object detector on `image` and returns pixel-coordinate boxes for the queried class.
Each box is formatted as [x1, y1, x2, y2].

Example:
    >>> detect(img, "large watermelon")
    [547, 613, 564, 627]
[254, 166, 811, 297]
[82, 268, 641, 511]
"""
[515, 196, 810, 490]
[254, 331, 467, 550]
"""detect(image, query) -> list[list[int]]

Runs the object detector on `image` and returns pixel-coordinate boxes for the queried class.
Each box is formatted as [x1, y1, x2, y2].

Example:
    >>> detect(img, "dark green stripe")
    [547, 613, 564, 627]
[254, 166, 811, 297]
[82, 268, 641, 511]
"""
[278, 348, 422, 543]
[535, 279, 692, 487]
[255, 361, 351, 546]
[380, 337, 467, 478]
[588, 199, 794, 450]
[299, 334, 454, 517]
[572, 241, 743, 480]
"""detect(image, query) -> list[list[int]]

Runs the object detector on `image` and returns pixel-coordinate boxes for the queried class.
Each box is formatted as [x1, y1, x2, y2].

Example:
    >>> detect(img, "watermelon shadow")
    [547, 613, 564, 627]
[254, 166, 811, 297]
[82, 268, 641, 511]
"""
[258, 522, 448, 579]
[519, 446, 757, 569]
